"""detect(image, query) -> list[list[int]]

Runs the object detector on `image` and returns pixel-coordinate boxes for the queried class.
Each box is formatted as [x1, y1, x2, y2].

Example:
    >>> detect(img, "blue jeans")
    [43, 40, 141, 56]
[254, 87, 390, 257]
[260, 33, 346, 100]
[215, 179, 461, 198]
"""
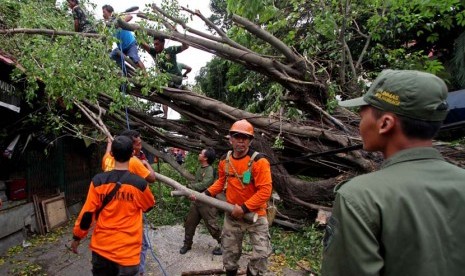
[110, 42, 141, 69]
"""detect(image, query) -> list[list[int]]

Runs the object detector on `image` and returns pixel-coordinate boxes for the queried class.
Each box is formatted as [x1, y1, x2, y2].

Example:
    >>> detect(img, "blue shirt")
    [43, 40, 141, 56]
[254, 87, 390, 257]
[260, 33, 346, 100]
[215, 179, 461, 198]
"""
[114, 29, 136, 51]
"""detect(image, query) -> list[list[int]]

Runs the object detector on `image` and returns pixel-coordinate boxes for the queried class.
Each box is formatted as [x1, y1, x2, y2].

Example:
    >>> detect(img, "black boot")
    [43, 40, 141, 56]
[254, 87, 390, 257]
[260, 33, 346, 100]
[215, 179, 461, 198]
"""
[246, 266, 253, 276]
[212, 246, 222, 255]
[179, 244, 191, 254]
[225, 269, 238, 276]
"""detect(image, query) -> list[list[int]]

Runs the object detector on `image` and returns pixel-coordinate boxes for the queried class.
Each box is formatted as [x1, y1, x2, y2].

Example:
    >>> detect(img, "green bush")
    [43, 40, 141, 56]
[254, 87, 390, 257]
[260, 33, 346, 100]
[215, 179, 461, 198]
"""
[269, 224, 324, 274]
[145, 153, 200, 226]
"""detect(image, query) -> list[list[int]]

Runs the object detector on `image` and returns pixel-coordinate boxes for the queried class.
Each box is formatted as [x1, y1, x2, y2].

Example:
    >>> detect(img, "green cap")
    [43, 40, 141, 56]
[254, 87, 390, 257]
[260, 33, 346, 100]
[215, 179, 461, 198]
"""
[339, 70, 449, 121]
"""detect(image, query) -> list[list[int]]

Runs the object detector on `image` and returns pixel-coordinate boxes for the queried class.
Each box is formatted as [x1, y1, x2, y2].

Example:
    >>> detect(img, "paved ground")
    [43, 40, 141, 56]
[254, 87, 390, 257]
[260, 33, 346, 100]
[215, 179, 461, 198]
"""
[0, 223, 284, 276]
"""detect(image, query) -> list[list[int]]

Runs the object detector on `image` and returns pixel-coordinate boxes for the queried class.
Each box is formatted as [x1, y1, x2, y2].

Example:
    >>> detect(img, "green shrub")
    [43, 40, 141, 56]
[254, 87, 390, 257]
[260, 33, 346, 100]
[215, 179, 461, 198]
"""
[145, 154, 199, 226]
[269, 224, 324, 274]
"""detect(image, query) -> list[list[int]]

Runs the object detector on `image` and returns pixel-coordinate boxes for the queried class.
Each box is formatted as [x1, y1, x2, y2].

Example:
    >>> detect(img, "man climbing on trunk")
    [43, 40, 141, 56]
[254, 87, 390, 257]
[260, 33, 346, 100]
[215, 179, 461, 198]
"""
[102, 4, 146, 71]
[141, 36, 189, 118]
[67, 0, 95, 33]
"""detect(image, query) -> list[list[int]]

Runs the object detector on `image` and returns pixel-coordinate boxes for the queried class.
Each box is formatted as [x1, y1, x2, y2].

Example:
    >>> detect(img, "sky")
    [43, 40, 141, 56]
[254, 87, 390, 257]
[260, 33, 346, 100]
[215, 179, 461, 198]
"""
[60, 0, 214, 84]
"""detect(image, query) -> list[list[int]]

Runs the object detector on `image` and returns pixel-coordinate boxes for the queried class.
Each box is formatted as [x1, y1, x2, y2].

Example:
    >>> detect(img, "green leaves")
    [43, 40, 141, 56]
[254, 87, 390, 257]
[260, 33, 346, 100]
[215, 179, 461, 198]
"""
[0, 0, 178, 139]
[270, 224, 324, 273]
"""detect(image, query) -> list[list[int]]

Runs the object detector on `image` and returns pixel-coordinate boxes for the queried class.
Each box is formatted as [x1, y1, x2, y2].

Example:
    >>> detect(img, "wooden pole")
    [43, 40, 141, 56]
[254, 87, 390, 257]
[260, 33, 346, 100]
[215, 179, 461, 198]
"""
[181, 268, 246, 275]
[155, 173, 258, 223]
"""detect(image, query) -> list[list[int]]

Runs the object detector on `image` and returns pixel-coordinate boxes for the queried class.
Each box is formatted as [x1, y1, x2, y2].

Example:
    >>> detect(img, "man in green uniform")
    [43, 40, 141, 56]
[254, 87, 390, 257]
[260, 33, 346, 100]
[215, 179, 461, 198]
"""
[141, 36, 188, 87]
[67, 0, 95, 33]
[322, 70, 465, 276]
[180, 148, 222, 255]
[177, 62, 192, 78]
[141, 36, 189, 118]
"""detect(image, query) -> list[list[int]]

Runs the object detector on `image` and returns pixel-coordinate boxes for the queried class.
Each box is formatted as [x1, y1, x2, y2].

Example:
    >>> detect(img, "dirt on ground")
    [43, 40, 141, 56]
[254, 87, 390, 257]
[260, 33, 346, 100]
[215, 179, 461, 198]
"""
[0, 223, 307, 275]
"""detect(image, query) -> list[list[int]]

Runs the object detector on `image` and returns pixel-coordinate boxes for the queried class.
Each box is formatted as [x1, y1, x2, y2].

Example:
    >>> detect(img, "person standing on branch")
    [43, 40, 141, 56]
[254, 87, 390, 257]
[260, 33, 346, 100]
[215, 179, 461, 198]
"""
[141, 36, 189, 87]
[71, 135, 155, 276]
[141, 37, 189, 118]
[102, 5, 146, 71]
[321, 70, 465, 275]
[204, 119, 272, 276]
[67, 0, 96, 33]
[180, 147, 222, 255]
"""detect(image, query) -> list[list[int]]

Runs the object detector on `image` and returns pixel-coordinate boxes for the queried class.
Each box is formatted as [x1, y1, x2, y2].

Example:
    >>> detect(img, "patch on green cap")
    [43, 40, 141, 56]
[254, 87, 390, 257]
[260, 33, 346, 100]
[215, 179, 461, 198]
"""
[339, 70, 449, 121]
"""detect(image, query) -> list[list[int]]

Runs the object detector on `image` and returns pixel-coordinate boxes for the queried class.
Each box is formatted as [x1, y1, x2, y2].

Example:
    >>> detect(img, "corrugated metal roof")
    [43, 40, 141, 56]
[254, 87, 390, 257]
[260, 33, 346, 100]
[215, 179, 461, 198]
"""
[0, 50, 25, 71]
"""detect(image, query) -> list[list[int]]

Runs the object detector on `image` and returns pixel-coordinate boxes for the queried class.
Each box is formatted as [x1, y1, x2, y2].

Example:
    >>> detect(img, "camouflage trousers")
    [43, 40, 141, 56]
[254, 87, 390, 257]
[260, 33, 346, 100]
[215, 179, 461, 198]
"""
[184, 201, 221, 246]
[222, 215, 271, 275]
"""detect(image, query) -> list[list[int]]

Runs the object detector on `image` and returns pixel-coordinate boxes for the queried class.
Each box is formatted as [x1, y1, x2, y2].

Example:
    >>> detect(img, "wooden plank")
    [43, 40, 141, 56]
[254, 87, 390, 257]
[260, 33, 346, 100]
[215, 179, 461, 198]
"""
[41, 193, 68, 232]
[33, 194, 46, 235]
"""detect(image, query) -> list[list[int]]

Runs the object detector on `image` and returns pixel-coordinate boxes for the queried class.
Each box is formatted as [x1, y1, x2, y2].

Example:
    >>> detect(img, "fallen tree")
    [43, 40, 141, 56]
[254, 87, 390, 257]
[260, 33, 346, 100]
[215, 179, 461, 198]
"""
[1, 1, 464, 219]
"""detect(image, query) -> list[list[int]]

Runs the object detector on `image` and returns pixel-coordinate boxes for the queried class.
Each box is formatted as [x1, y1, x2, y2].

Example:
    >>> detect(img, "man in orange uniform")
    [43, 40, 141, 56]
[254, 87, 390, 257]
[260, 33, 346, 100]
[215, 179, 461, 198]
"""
[102, 133, 155, 183]
[102, 130, 155, 275]
[71, 135, 155, 275]
[205, 119, 272, 276]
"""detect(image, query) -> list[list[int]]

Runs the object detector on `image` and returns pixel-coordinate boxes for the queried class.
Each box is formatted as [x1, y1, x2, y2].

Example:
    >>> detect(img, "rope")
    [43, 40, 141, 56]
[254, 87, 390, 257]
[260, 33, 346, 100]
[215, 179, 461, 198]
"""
[143, 218, 168, 276]
[118, 38, 167, 275]
[118, 39, 130, 130]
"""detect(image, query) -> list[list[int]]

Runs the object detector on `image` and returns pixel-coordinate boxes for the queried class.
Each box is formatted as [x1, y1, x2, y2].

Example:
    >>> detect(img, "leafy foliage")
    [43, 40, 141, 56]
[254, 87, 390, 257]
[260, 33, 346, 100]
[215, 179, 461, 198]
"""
[145, 151, 205, 226]
[269, 224, 324, 274]
[197, 0, 465, 113]
[195, 57, 284, 114]
[146, 162, 191, 226]
[0, 0, 166, 142]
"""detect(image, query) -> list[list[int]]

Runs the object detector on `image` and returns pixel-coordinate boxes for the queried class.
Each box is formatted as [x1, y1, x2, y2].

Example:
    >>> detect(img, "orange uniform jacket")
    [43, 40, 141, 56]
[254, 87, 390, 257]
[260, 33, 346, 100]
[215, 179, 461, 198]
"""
[73, 170, 155, 266]
[207, 150, 272, 216]
[102, 152, 150, 177]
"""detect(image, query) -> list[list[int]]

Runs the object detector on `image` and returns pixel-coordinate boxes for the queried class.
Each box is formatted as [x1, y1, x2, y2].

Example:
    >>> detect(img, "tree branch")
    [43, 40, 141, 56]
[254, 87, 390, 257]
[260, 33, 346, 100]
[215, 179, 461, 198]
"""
[73, 100, 112, 139]
[232, 14, 300, 63]
[180, 6, 253, 53]
[0, 28, 102, 38]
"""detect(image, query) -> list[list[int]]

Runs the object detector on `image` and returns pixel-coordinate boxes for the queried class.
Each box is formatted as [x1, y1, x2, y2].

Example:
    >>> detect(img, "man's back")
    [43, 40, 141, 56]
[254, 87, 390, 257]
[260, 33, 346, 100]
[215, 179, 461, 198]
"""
[73, 170, 155, 266]
[323, 147, 465, 275]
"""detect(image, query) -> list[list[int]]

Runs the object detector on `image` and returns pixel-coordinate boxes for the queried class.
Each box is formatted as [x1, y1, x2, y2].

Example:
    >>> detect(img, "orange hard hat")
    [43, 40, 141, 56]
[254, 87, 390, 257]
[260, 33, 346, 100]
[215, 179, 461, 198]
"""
[229, 119, 254, 137]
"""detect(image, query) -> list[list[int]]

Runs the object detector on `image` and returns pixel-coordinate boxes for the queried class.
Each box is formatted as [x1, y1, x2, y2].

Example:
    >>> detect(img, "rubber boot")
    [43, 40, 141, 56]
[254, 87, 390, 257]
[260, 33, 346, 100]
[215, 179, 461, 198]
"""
[179, 244, 191, 254]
